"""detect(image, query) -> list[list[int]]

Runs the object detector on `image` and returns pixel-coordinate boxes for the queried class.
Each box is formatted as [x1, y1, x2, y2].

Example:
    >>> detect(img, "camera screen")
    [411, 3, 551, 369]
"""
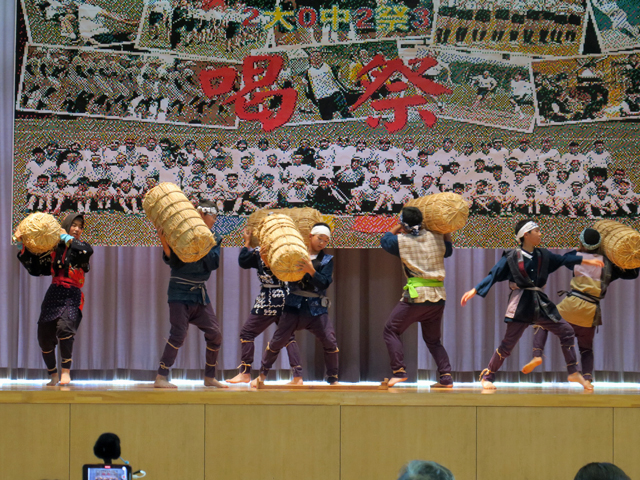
[83, 464, 131, 480]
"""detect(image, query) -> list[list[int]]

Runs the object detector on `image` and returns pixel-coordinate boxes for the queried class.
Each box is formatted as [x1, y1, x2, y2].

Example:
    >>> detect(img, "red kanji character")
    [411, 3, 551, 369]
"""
[199, 55, 298, 132]
[202, 0, 225, 9]
[199, 66, 238, 98]
[352, 55, 452, 132]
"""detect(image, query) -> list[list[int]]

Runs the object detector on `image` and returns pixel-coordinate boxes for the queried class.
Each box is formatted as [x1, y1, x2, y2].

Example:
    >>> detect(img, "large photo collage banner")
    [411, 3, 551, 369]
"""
[12, 0, 640, 248]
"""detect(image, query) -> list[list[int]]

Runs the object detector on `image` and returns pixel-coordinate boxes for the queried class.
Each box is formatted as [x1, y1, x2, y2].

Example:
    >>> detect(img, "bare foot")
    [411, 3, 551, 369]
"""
[568, 372, 593, 391]
[286, 376, 303, 385]
[481, 379, 497, 390]
[250, 374, 266, 388]
[521, 357, 543, 374]
[59, 369, 71, 385]
[154, 374, 177, 389]
[226, 373, 251, 384]
[388, 377, 408, 387]
[204, 377, 228, 388]
[46, 373, 59, 386]
[431, 383, 453, 389]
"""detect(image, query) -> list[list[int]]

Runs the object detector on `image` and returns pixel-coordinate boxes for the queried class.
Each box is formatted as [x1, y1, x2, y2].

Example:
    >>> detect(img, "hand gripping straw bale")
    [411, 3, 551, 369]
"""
[594, 219, 640, 269]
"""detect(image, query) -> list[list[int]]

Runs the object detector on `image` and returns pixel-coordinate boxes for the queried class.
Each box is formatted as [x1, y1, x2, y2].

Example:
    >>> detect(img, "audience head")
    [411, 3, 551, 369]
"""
[93, 433, 121, 463]
[398, 460, 454, 480]
[574, 462, 630, 480]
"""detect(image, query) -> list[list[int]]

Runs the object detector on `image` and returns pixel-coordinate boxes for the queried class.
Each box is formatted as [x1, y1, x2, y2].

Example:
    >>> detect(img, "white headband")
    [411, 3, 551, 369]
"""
[197, 206, 217, 215]
[516, 221, 539, 240]
[311, 225, 331, 238]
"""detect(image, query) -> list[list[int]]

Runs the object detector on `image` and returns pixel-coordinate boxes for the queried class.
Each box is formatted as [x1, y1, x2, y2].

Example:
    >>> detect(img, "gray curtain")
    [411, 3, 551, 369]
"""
[3, 1, 640, 383]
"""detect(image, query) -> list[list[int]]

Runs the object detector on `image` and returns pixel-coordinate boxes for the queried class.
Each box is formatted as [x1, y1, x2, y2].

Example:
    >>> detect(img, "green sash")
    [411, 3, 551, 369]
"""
[403, 277, 444, 299]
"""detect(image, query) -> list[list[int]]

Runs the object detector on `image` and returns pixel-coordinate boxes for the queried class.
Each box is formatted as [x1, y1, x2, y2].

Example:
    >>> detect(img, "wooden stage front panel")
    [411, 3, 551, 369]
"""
[0, 383, 639, 480]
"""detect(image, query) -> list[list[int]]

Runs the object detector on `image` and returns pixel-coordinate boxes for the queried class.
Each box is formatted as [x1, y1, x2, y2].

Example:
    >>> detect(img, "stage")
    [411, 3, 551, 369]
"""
[2, 381, 640, 480]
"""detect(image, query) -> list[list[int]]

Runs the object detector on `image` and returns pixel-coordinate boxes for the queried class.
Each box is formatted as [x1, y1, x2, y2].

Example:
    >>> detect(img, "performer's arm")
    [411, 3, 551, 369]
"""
[548, 251, 603, 273]
[66, 238, 94, 272]
[299, 257, 333, 290]
[473, 256, 511, 298]
[238, 229, 259, 270]
[611, 265, 640, 281]
[17, 237, 53, 276]
[201, 233, 223, 272]
[157, 227, 172, 258]
[380, 228, 402, 257]
[444, 232, 453, 258]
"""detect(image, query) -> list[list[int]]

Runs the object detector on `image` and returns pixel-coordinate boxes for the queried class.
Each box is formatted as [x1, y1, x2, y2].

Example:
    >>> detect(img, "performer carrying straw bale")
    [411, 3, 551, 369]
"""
[15, 213, 93, 386]
[143, 182, 216, 264]
[251, 222, 339, 386]
[461, 220, 603, 391]
[521, 228, 639, 387]
[226, 227, 304, 385]
[154, 200, 227, 389]
[381, 206, 455, 388]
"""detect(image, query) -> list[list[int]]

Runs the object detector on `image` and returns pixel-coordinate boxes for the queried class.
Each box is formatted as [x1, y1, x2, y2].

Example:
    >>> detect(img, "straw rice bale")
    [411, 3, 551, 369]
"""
[18, 213, 61, 254]
[593, 220, 640, 269]
[405, 192, 469, 234]
[143, 182, 216, 263]
[256, 213, 309, 282]
[247, 207, 322, 248]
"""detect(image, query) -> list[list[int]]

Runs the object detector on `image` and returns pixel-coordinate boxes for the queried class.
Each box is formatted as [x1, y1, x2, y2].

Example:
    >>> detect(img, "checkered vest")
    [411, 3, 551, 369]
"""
[397, 230, 447, 303]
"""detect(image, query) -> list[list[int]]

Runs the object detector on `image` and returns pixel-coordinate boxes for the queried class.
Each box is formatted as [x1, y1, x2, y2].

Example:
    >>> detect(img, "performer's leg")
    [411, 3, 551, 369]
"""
[522, 326, 548, 373]
[480, 321, 529, 389]
[536, 317, 591, 390]
[228, 313, 274, 383]
[284, 336, 303, 383]
[383, 301, 419, 386]
[155, 303, 190, 388]
[573, 324, 596, 384]
[37, 321, 59, 386]
[191, 303, 226, 388]
[56, 310, 81, 386]
[254, 311, 298, 385]
[305, 313, 339, 384]
[419, 302, 453, 387]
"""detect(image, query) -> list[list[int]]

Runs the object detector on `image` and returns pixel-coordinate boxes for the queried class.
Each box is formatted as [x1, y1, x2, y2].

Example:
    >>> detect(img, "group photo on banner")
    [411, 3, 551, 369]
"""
[8, 1, 640, 383]
[8, 1, 640, 479]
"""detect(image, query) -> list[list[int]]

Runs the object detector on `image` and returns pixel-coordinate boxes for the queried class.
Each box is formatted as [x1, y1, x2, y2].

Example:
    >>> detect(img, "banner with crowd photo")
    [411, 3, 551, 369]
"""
[11, 0, 640, 248]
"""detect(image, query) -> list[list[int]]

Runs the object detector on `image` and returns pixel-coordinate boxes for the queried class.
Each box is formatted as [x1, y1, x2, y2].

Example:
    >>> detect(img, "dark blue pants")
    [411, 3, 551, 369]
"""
[260, 311, 338, 383]
[158, 303, 222, 378]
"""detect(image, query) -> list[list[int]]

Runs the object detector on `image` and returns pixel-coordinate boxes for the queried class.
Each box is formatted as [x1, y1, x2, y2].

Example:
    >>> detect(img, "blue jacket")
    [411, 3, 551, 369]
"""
[164, 233, 223, 305]
[285, 250, 333, 316]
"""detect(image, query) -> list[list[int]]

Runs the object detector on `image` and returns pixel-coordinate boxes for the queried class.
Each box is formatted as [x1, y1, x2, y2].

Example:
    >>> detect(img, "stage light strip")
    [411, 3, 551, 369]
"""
[0, 379, 638, 388]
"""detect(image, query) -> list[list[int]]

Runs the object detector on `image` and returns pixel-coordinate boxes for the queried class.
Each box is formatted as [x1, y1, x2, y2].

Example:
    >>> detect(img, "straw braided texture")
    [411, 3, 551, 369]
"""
[405, 192, 469, 234]
[256, 213, 309, 282]
[18, 212, 61, 254]
[142, 182, 216, 263]
[247, 207, 322, 248]
[593, 220, 640, 269]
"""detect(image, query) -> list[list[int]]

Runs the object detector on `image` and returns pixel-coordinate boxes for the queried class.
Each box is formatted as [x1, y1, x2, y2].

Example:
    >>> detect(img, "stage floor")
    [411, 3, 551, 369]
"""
[2, 380, 640, 480]
[1, 380, 640, 407]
